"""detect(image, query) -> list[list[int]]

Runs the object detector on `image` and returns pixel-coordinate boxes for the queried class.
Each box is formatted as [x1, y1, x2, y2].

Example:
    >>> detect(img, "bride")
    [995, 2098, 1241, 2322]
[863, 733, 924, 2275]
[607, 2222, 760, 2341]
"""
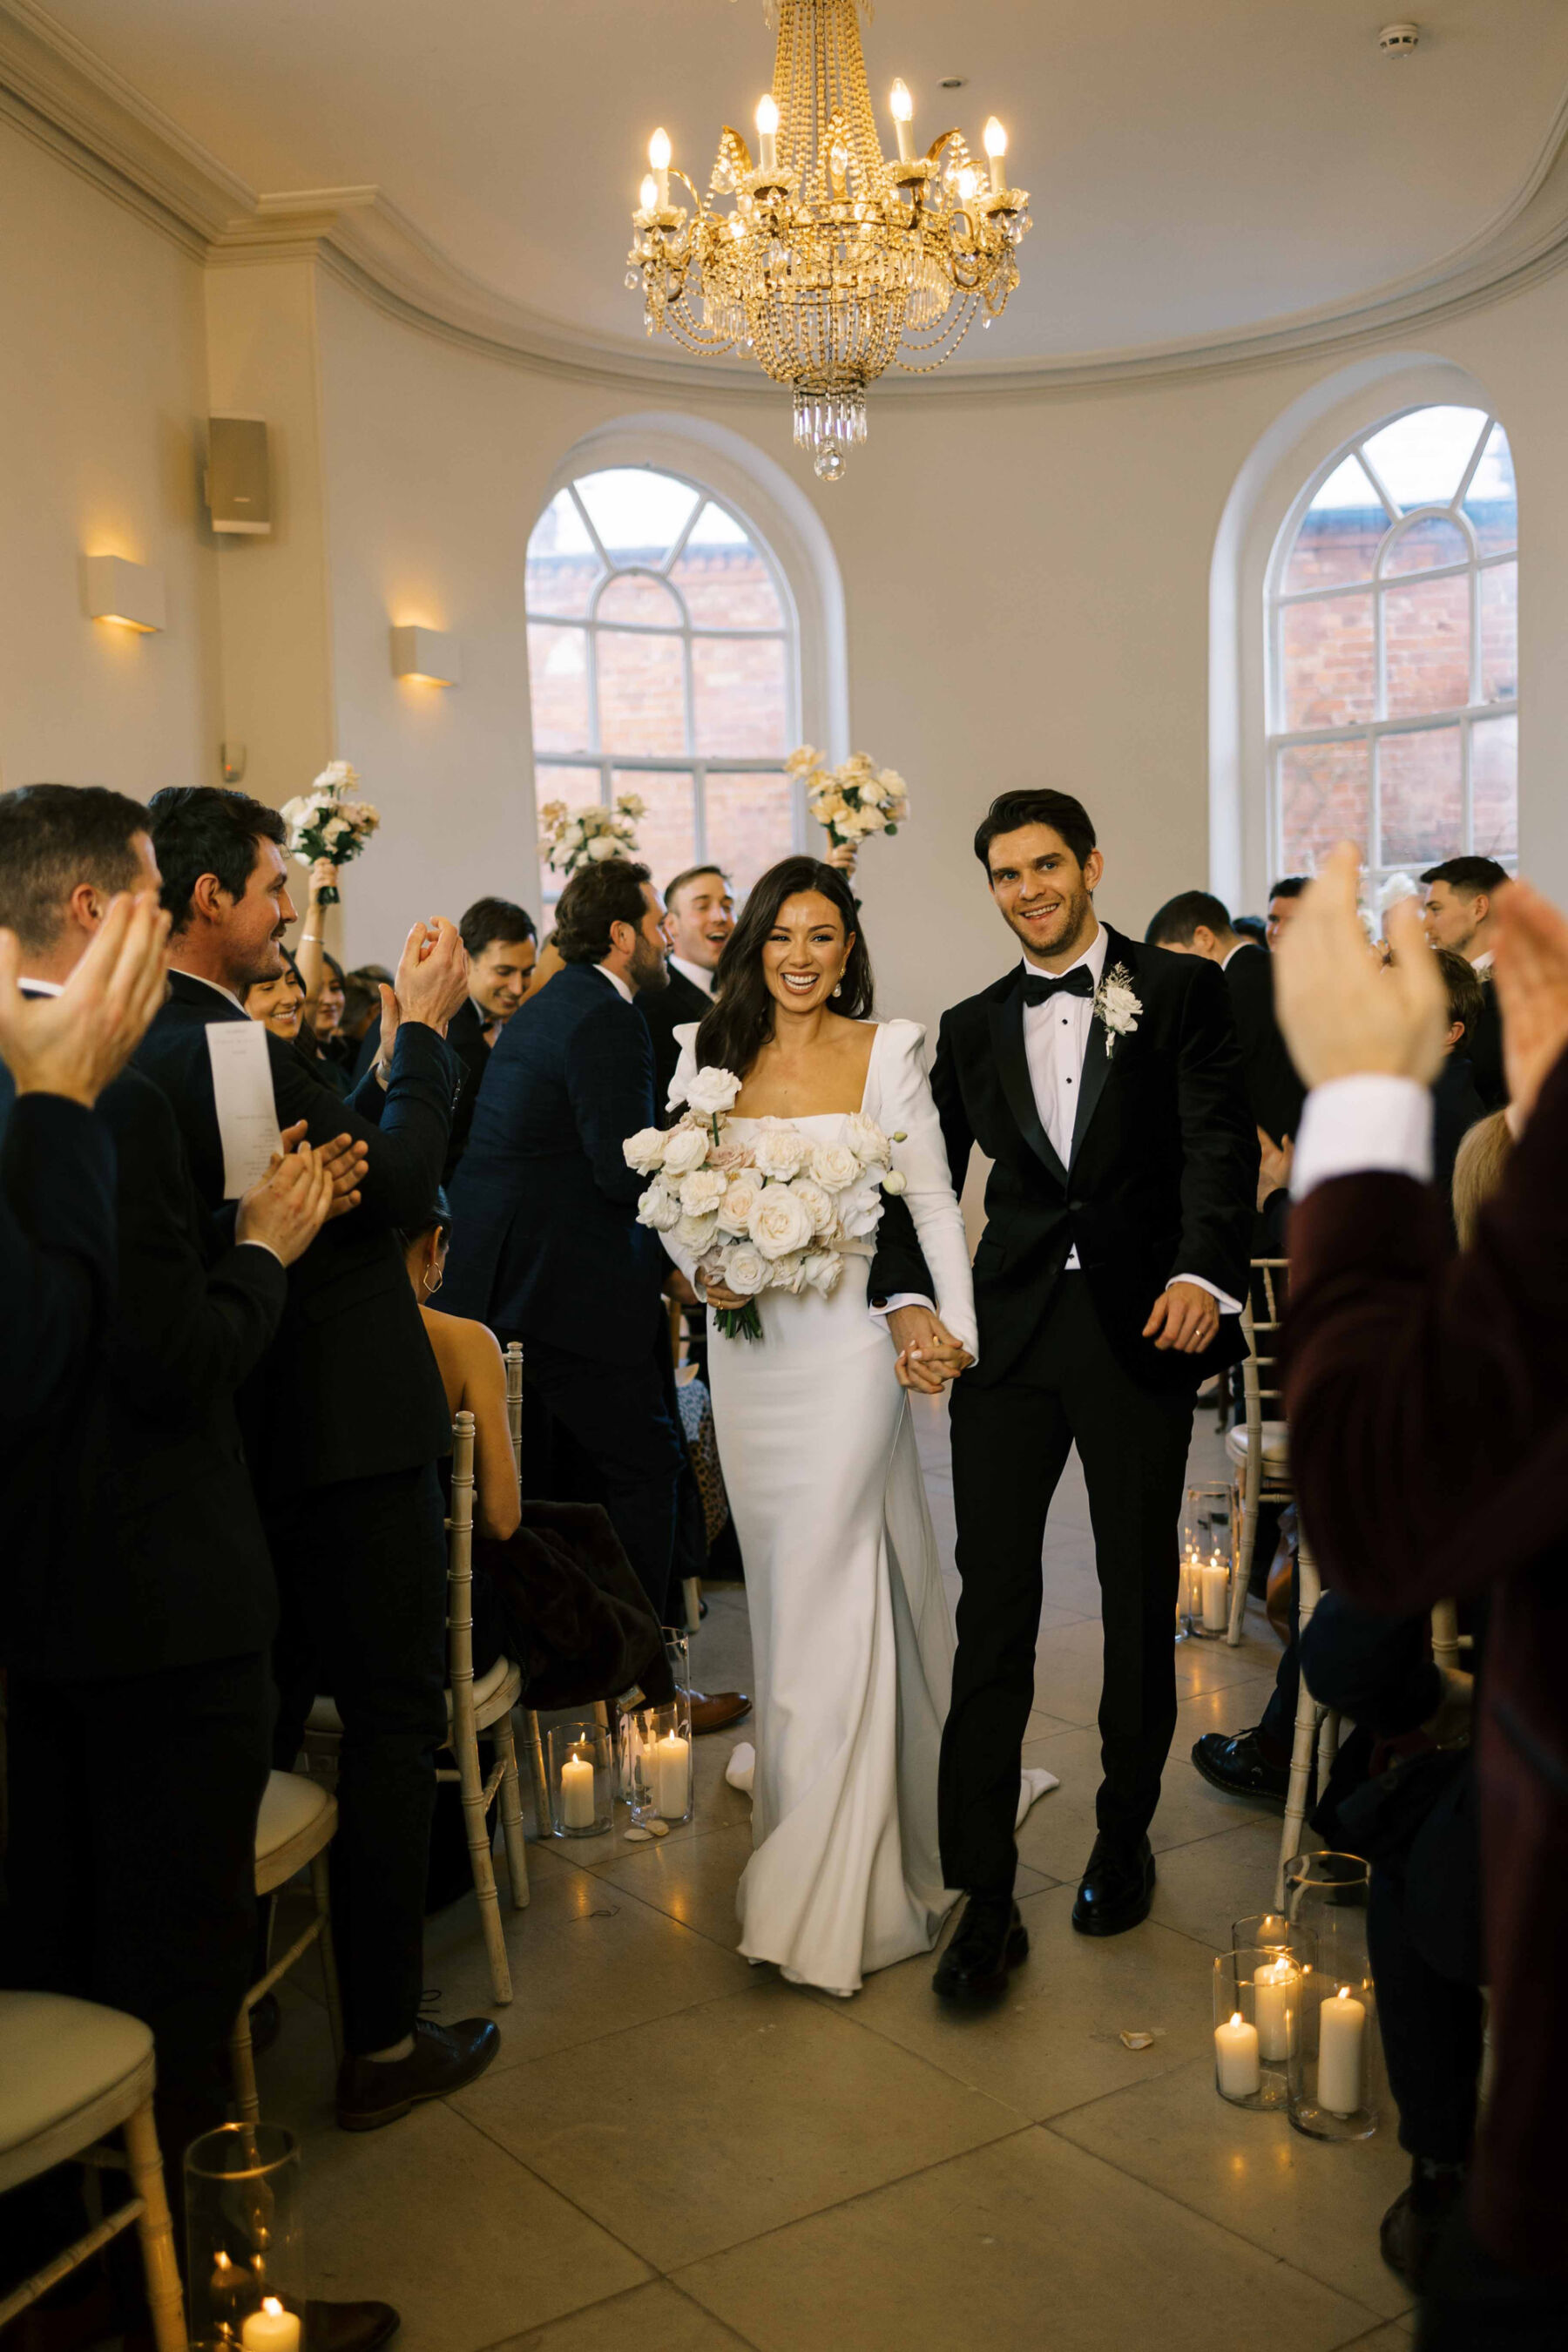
[662, 856, 977, 1997]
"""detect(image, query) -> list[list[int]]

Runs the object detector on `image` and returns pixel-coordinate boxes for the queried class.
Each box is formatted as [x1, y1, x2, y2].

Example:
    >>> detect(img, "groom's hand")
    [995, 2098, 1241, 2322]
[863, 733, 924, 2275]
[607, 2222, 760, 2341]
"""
[888, 1304, 973, 1392]
[1144, 1281, 1220, 1355]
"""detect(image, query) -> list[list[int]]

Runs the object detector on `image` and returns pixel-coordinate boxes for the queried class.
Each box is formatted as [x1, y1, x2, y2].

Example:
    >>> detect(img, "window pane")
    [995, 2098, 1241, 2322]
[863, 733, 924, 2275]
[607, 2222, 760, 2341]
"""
[1470, 714, 1518, 862]
[669, 539, 785, 628]
[1383, 575, 1470, 720]
[1360, 406, 1488, 511]
[692, 635, 789, 755]
[1281, 593, 1374, 729]
[535, 765, 604, 902]
[1378, 727, 1462, 868]
[706, 772, 797, 896]
[596, 571, 684, 628]
[596, 630, 687, 754]
[1279, 740, 1370, 871]
[1463, 424, 1517, 555]
[574, 469, 698, 564]
[1283, 456, 1385, 591]
[1382, 515, 1469, 578]
[527, 624, 591, 753]
[612, 769, 696, 888]
[1479, 562, 1517, 703]
[526, 490, 600, 617]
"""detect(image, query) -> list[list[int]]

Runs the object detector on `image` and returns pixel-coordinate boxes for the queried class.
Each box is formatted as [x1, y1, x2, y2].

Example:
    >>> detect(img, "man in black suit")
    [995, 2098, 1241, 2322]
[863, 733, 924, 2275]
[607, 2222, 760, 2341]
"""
[1422, 855, 1511, 1112]
[1145, 889, 1305, 1146]
[869, 789, 1255, 2002]
[135, 787, 499, 2132]
[640, 863, 734, 1114]
[441, 896, 537, 1176]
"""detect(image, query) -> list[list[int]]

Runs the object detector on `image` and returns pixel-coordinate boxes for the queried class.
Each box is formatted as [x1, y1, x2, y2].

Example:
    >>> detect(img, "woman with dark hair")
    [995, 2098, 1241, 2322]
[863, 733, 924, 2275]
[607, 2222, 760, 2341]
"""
[660, 855, 977, 1996]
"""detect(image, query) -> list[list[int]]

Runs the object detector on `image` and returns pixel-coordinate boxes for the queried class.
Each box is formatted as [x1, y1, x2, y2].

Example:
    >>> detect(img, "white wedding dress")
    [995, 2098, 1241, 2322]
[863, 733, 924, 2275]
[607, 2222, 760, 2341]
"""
[665, 1019, 980, 1996]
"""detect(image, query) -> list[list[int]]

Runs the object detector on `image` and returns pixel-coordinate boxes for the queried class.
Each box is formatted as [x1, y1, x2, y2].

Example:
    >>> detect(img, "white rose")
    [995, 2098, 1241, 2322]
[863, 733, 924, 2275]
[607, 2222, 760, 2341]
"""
[587, 834, 622, 862]
[767, 1251, 809, 1294]
[719, 1244, 767, 1297]
[677, 1210, 719, 1254]
[323, 817, 351, 844]
[856, 804, 889, 832]
[855, 773, 889, 807]
[623, 1126, 668, 1175]
[716, 1170, 767, 1234]
[659, 1125, 709, 1177]
[679, 1167, 728, 1217]
[280, 795, 308, 825]
[785, 744, 823, 776]
[684, 1065, 743, 1119]
[788, 1177, 835, 1237]
[752, 1122, 814, 1182]
[843, 1112, 889, 1166]
[836, 1179, 886, 1241]
[809, 1140, 861, 1192]
[804, 1248, 844, 1296]
[747, 1182, 816, 1260]
[638, 1179, 681, 1233]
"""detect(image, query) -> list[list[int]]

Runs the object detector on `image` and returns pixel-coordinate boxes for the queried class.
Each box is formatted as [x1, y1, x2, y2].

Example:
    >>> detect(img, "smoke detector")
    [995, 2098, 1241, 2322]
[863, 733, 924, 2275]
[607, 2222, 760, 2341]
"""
[939, 76, 966, 91]
[1378, 23, 1420, 55]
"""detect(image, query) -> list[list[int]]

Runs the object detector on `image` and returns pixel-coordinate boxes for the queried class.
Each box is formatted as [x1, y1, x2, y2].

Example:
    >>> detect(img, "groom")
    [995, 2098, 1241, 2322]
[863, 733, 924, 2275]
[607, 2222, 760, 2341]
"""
[870, 788, 1256, 2003]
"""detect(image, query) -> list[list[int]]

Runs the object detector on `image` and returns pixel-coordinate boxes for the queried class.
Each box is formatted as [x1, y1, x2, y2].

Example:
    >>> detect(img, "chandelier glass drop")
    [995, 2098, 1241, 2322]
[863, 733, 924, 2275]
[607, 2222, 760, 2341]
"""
[625, 0, 1030, 480]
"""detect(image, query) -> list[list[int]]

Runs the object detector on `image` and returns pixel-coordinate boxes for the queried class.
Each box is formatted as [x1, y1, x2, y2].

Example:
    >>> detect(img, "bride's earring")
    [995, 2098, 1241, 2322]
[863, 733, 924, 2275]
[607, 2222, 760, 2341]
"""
[832, 969, 845, 998]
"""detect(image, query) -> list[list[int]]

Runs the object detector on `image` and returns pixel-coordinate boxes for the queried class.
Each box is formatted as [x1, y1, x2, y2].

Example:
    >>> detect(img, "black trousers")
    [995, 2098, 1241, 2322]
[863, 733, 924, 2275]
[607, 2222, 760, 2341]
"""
[1418, 2214, 1568, 2349]
[943, 1274, 1194, 1895]
[267, 1463, 447, 2055]
[0, 1652, 271, 2284]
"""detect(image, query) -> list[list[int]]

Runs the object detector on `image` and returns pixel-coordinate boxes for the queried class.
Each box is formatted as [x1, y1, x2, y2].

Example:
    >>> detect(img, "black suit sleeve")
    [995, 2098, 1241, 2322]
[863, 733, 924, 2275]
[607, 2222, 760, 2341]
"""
[1226, 950, 1306, 1146]
[868, 1010, 971, 1303]
[267, 1018, 456, 1234]
[1170, 960, 1258, 1301]
[0, 1091, 117, 1429]
[568, 997, 658, 1206]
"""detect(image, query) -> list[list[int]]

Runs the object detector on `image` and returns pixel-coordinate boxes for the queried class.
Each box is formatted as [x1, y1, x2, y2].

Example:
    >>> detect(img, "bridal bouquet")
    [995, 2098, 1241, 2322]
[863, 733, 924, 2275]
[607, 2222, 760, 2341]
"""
[280, 761, 381, 905]
[787, 747, 909, 852]
[537, 793, 644, 878]
[624, 1066, 908, 1342]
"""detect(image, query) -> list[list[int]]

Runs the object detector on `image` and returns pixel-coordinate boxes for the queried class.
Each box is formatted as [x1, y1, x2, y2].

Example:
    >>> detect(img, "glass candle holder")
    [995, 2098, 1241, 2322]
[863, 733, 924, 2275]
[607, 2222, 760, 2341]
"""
[617, 1701, 688, 1828]
[185, 2124, 306, 2351]
[1282, 1850, 1384, 2139]
[1182, 1482, 1237, 1638]
[661, 1625, 693, 1748]
[546, 1720, 613, 1839]
[1213, 1930, 1315, 2112]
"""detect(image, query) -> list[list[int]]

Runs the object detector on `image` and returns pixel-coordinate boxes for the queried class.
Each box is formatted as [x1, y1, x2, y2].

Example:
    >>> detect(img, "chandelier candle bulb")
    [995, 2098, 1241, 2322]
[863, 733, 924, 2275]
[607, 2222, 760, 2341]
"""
[1214, 2011, 1261, 2100]
[755, 92, 780, 175]
[639, 172, 659, 217]
[648, 125, 672, 208]
[1318, 1988, 1368, 2117]
[889, 77, 915, 162]
[983, 116, 1009, 194]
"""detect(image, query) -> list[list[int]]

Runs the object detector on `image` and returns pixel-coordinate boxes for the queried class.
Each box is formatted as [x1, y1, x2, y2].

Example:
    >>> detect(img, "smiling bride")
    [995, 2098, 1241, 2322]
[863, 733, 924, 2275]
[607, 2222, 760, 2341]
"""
[659, 855, 978, 1997]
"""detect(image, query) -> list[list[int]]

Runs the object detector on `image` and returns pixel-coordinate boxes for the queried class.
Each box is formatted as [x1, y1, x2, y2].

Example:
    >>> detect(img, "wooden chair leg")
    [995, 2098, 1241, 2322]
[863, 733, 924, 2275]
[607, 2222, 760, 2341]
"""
[228, 2001, 260, 2127]
[309, 1848, 345, 2059]
[1430, 1598, 1462, 1673]
[1226, 1459, 1259, 1646]
[122, 2097, 187, 2352]
[524, 1709, 550, 1835]
[1277, 1528, 1325, 1907]
[493, 1711, 531, 1911]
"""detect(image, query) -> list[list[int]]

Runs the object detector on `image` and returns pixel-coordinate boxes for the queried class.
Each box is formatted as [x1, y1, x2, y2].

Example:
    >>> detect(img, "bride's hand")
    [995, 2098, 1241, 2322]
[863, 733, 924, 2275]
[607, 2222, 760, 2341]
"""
[887, 1304, 973, 1392]
[706, 1279, 749, 1311]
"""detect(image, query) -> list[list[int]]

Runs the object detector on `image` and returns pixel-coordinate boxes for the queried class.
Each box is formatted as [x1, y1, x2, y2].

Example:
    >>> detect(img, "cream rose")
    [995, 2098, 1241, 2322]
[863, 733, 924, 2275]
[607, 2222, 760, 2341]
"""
[804, 1248, 845, 1296]
[719, 1244, 767, 1297]
[683, 1064, 743, 1118]
[623, 1126, 668, 1175]
[752, 1121, 814, 1182]
[676, 1210, 719, 1255]
[809, 1140, 861, 1192]
[836, 1180, 886, 1241]
[767, 1251, 809, 1294]
[638, 1179, 681, 1233]
[747, 1182, 816, 1260]
[659, 1124, 709, 1177]
[679, 1167, 729, 1217]
[788, 1177, 835, 1237]
[843, 1112, 889, 1167]
[716, 1170, 766, 1234]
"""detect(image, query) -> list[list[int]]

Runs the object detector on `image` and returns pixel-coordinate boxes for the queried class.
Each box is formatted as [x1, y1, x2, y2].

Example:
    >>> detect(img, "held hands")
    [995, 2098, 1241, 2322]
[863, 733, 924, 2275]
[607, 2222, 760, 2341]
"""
[886, 1303, 974, 1392]
[0, 893, 170, 1107]
[1274, 844, 1448, 1089]
[236, 1121, 335, 1266]
[1492, 880, 1568, 1130]
[1144, 1281, 1220, 1355]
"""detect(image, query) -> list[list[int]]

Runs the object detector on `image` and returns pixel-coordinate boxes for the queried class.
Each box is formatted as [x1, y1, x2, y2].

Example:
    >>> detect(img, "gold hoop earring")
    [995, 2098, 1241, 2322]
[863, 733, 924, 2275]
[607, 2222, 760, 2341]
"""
[422, 1268, 443, 1296]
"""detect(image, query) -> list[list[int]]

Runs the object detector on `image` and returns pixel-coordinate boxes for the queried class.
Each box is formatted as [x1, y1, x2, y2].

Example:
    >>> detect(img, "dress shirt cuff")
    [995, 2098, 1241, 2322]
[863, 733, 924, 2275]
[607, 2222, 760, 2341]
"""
[1291, 1076, 1433, 1202]
[868, 1292, 935, 1323]
[1172, 1273, 1242, 1316]
[237, 1238, 285, 1267]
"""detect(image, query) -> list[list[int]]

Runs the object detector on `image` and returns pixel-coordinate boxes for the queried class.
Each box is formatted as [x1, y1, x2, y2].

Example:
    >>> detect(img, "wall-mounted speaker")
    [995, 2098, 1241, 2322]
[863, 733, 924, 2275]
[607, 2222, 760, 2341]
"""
[206, 416, 271, 536]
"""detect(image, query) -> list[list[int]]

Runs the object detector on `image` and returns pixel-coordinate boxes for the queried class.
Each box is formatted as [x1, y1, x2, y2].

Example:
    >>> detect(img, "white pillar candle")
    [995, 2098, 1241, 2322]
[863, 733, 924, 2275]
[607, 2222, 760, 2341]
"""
[1213, 2010, 1260, 2099]
[1254, 1957, 1300, 2060]
[1200, 1557, 1229, 1632]
[561, 1747, 596, 1829]
[653, 1731, 690, 1818]
[1317, 1987, 1367, 2115]
[242, 2299, 301, 2352]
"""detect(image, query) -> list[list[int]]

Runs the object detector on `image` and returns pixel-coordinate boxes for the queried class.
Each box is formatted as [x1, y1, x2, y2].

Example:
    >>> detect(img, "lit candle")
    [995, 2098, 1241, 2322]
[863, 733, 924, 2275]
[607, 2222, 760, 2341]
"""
[653, 1729, 690, 1819]
[561, 1745, 596, 1829]
[983, 115, 1009, 195]
[648, 126, 672, 210]
[754, 93, 780, 177]
[1254, 1956, 1300, 2061]
[1213, 2010, 1260, 2099]
[1317, 1986, 1367, 2116]
[241, 2298, 301, 2352]
[1200, 1554, 1228, 1632]
[889, 78, 915, 164]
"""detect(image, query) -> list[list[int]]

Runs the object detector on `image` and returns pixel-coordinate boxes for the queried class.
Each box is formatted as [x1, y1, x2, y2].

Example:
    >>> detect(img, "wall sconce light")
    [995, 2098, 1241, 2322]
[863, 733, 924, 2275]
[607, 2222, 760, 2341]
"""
[390, 625, 460, 686]
[84, 554, 166, 633]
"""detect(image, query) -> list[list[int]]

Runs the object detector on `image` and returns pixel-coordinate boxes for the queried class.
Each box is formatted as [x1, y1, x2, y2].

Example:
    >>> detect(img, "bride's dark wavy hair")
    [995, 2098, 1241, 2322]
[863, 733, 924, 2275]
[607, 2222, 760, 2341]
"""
[694, 856, 874, 1078]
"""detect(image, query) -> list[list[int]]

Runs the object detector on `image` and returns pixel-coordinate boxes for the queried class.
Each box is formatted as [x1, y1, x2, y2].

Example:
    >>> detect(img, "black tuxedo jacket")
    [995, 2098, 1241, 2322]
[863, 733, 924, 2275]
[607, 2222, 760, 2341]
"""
[640, 964, 712, 1121]
[443, 961, 666, 1362]
[134, 972, 455, 1504]
[0, 1057, 284, 1681]
[2, 1093, 117, 1435]
[1469, 972, 1506, 1112]
[1223, 942, 1306, 1146]
[443, 996, 494, 1179]
[869, 925, 1257, 1391]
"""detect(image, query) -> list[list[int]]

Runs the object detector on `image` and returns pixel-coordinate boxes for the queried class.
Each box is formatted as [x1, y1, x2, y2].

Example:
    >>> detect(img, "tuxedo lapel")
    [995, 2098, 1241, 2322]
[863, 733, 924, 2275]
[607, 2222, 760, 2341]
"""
[988, 978, 1067, 1188]
[1069, 927, 1132, 1166]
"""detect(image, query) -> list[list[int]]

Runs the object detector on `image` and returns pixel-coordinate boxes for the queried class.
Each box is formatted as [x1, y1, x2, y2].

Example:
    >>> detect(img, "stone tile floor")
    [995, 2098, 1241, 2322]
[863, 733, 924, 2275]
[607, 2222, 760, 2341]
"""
[267, 1396, 1411, 2352]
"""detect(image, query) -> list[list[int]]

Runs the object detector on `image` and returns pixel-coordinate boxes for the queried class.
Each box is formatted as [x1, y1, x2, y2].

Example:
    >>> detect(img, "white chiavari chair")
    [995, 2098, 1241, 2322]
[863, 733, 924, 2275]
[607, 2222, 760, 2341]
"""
[1225, 1259, 1293, 1648]
[504, 1343, 554, 1835]
[231, 1772, 342, 2124]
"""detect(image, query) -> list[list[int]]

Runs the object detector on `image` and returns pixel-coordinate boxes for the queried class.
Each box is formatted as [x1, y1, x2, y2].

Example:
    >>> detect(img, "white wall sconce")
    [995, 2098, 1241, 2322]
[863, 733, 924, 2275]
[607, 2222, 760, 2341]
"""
[84, 554, 165, 633]
[391, 624, 460, 685]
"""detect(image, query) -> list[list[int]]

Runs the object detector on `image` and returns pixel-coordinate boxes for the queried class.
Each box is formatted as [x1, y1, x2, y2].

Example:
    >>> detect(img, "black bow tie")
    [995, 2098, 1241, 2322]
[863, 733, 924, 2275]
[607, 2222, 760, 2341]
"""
[1021, 966, 1095, 1008]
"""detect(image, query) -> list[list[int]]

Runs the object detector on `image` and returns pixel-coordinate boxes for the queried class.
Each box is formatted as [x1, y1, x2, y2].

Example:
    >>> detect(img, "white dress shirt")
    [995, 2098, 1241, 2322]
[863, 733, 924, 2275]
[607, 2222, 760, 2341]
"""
[669, 954, 715, 998]
[1471, 949, 1496, 974]
[1291, 1076, 1434, 1201]
[596, 962, 635, 1006]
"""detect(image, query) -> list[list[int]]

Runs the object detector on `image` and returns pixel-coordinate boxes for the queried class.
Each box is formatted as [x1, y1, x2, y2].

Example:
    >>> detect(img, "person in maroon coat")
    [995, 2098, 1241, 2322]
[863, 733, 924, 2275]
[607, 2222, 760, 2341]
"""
[1274, 846, 1568, 2350]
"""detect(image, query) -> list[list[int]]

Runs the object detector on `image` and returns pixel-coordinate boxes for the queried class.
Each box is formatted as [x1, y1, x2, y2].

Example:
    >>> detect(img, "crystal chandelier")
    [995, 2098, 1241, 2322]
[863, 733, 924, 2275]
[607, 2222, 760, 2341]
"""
[625, 0, 1030, 480]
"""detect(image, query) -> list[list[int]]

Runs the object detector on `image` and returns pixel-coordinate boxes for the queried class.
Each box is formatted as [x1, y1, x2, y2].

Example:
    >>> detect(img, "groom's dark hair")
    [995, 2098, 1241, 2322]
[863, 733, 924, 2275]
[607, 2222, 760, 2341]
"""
[974, 790, 1096, 874]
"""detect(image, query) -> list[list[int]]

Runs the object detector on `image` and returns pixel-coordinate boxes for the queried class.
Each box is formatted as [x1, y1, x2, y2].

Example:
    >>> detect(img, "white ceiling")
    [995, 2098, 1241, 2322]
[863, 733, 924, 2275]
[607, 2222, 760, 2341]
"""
[28, 0, 1568, 368]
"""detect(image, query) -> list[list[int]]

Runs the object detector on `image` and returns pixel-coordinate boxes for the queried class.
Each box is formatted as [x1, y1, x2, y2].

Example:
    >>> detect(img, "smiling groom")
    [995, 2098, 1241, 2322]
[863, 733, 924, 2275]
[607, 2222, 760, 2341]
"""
[869, 788, 1256, 2003]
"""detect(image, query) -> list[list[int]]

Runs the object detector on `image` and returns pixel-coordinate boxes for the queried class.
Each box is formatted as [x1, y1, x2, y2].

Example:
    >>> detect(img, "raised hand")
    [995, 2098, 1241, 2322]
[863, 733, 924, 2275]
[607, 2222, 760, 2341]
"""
[236, 1126, 335, 1266]
[1257, 1127, 1294, 1211]
[0, 892, 170, 1106]
[1274, 843, 1448, 1089]
[395, 916, 470, 1035]
[314, 1129, 369, 1220]
[1492, 879, 1568, 1127]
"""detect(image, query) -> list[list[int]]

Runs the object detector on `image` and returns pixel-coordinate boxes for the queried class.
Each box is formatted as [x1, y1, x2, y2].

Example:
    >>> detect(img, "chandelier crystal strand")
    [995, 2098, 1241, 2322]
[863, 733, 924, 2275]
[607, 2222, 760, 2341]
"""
[626, 0, 1029, 477]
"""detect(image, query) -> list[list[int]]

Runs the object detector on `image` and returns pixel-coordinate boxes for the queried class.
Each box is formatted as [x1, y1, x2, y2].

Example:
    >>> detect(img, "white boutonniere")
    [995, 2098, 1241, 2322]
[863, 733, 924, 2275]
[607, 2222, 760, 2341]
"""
[1093, 963, 1142, 1058]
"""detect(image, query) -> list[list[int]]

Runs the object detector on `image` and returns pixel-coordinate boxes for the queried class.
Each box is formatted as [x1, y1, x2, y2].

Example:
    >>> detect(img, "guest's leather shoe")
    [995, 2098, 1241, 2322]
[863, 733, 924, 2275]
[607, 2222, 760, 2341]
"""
[1191, 1727, 1289, 1809]
[336, 2017, 500, 2131]
[931, 1896, 1028, 2004]
[302, 2302, 402, 2352]
[1071, 1835, 1155, 1936]
[689, 1688, 751, 1734]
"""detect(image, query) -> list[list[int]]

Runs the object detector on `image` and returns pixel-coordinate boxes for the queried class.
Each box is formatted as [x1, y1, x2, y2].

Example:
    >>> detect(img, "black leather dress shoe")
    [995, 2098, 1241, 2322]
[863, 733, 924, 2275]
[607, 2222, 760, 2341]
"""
[336, 2017, 500, 2131]
[1071, 1835, 1155, 1936]
[1191, 1727, 1289, 1808]
[932, 1896, 1028, 2004]
[302, 2301, 402, 2352]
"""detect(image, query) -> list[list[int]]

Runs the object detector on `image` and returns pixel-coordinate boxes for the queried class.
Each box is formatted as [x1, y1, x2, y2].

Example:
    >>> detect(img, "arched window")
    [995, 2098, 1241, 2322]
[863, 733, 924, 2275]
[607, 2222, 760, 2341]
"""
[1267, 404, 1517, 899]
[525, 465, 802, 900]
